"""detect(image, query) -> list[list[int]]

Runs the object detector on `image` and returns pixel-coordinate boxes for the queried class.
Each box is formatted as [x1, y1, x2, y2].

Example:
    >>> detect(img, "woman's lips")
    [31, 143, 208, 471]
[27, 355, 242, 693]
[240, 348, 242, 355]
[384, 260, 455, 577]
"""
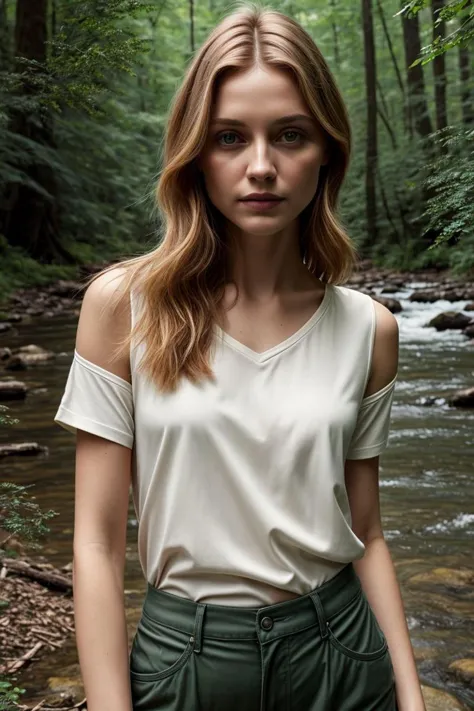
[239, 198, 284, 211]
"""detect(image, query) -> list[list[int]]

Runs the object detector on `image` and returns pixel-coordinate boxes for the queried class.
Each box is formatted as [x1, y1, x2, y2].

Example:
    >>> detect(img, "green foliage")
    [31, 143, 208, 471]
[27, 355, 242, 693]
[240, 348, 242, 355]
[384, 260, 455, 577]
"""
[0, 481, 58, 553]
[0, 681, 26, 711]
[0, 240, 79, 306]
[424, 127, 474, 250]
[399, 0, 473, 62]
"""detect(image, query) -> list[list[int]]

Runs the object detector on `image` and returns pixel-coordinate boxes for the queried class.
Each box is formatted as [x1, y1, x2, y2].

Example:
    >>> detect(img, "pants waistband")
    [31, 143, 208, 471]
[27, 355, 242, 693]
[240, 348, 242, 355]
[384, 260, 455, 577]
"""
[142, 564, 362, 649]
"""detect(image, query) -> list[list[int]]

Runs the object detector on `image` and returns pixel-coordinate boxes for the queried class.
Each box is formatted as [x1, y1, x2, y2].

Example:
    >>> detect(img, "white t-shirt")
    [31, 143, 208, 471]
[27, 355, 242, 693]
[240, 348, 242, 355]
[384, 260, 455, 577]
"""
[54, 283, 396, 606]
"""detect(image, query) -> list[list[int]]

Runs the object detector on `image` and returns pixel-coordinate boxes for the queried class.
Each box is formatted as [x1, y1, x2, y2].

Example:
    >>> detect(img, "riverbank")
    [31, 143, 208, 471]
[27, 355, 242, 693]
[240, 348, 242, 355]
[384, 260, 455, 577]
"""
[0, 260, 473, 327]
[0, 553, 82, 711]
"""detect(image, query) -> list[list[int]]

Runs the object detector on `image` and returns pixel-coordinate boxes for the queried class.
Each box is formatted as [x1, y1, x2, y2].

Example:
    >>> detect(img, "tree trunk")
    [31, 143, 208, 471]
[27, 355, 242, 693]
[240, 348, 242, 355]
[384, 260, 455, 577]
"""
[376, 0, 406, 102]
[0, 0, 74, 263]
[362, 0, 378, 248]
[458, 1, 473, 127]
[330, 0, 340, 70]
[431, 0, 448, 131]
[189, 0, 195, 54]
[401, 7, 434, 144]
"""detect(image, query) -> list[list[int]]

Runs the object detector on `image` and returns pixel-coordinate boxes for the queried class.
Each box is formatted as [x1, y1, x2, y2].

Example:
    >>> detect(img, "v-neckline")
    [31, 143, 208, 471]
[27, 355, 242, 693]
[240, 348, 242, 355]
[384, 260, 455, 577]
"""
[213, 284, 333, 364]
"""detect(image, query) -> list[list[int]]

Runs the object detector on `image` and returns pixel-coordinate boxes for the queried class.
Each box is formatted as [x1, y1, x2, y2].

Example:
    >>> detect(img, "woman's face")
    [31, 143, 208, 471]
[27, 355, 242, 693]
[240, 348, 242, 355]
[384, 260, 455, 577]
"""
[198, 65, 328, 238]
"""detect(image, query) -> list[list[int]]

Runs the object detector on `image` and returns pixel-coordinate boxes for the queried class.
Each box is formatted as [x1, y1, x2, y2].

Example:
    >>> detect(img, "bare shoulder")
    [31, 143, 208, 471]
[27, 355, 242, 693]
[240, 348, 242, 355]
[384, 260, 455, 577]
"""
[76, 266, 132, 381]
[365, 298, 399, 397]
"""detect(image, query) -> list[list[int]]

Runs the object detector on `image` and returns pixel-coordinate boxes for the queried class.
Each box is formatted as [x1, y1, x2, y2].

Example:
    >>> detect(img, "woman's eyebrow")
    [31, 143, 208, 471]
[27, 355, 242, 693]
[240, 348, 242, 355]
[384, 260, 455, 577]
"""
[210, 114, 315, 126]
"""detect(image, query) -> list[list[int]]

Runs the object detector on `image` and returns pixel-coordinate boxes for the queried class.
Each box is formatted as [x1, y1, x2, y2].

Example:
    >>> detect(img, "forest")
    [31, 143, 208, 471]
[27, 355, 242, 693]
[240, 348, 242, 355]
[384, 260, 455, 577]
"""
[0, 0, 473, 303]
[1, 3, 474, 709]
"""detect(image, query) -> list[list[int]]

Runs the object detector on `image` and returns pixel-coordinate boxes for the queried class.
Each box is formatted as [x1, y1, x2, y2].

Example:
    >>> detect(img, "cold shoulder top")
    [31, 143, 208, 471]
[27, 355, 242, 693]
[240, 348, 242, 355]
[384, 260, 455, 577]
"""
[54, 284, 397, 606]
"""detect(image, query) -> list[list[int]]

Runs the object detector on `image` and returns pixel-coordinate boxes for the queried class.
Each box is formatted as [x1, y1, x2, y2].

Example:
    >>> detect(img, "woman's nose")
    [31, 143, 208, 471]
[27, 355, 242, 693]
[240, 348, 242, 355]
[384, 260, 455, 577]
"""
[246, 140, 277, 180]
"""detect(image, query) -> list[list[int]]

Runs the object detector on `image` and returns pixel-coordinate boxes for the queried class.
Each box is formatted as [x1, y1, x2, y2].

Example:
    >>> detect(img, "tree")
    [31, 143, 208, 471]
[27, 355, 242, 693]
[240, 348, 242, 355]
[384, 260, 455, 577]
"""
[362, 0, 378, 247]
[431, 0, 448, 131]
[0, 0, 73, 263]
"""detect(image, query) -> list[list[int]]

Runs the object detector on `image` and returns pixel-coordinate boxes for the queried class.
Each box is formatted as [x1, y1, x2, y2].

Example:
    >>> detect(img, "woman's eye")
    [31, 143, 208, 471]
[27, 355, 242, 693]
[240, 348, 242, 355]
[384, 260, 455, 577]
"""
[281, 130, 304, 144]
[216, 129, 305, 147]
[217, 131, 240, 146]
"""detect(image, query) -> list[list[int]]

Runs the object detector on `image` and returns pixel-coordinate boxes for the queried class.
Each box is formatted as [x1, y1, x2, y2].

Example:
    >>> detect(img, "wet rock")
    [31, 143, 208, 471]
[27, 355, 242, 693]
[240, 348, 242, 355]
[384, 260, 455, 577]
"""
[371, 295, 402, 313]
[422, 684, 468, 710]
[448, 658, 474, 688]
[408, 567, 474, 594]
[47, 664, 85, 705]
[4, 351, 55, 370]
[0, 380, 28, 401]
[15, 344, 51, 355]
[347, 274, 366, 285]
[449, 387, 474, 408]
[448, 658, 474, 686]
[0, 312, 22, 323]
[49, 280, 84, 299]
[0, 348, 12, 361]
[0, 442, 49, 458]
[409, 287, 474, 303]
[0, 322, 12, 333]
[427, 312, 472, 331]
[463, 323, 474, 338]
[380, 285, 400, 294]
[409, 290, 443, 303]
[465, 302, 474, 312]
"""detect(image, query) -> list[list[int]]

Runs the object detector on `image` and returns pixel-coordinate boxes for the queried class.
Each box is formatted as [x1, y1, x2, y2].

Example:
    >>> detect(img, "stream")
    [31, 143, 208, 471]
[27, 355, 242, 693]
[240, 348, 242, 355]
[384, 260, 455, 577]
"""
[1, 279, 473, 709]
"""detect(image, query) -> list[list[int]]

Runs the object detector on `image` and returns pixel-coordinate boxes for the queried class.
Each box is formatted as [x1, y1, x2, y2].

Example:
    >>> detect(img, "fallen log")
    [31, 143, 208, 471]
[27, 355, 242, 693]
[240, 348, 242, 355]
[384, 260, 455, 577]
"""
[0, 558, 72, 593]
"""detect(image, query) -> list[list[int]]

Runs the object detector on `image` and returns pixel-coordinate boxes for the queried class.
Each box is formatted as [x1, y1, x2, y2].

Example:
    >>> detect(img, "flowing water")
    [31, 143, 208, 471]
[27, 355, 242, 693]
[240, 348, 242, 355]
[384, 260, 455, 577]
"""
[1, 280, 473, 708]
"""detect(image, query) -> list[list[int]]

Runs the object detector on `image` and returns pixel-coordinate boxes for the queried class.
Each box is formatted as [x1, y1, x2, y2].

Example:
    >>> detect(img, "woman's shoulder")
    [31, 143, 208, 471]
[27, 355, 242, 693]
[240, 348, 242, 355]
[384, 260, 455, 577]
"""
[329, 283, 375, 319]
[75, 265, 133, 382]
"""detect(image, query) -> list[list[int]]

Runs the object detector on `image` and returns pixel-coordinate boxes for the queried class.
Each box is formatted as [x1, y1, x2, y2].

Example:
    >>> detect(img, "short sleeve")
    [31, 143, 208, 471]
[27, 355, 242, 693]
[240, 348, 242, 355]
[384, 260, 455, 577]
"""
[346, 375, 397, 460]
[54, 350, 134, 449]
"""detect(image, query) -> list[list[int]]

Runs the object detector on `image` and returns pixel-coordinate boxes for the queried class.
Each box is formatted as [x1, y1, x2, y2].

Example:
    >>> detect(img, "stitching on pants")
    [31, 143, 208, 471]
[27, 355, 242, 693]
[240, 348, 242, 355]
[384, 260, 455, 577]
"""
[286, 636, 292, 711]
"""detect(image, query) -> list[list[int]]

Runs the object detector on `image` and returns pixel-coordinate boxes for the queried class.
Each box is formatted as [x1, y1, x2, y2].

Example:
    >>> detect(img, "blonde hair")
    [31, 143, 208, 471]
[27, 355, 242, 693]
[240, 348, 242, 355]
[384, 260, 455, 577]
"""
[84, 2, 357, 393]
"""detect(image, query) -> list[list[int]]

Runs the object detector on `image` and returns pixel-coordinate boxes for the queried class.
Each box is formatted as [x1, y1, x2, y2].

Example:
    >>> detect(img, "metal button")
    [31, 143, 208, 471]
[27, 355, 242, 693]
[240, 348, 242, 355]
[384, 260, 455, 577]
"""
[261, 616, 273, 630]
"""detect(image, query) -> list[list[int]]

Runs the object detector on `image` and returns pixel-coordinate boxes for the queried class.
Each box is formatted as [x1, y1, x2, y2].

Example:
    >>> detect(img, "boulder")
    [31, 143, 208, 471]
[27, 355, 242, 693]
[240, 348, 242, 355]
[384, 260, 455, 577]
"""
[463, 323, 474, 338]
[408, 567, 474, 592]
[449, 387, 474, 408]
[0, 380, 28, 401]
[372, 295, 402, 313]
[4, 351, 55, 370]
[448, 659, 474, 688]
[380, 285, 400, 295]
[428, 312, 471, 331]
[0, 442, 49, 458]
[0, 322, 12, 333]
[14, 344, 51, 355]
[49, 279, 83, 299]
[422, 684, 468, 710]
[465, 302, 474, 312]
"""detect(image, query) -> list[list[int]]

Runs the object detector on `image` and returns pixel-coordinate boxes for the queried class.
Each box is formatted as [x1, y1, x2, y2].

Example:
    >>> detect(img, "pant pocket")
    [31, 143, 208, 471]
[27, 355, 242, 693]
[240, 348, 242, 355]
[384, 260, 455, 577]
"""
[129, 612, 195, 682]
[326, 589, 388, 662]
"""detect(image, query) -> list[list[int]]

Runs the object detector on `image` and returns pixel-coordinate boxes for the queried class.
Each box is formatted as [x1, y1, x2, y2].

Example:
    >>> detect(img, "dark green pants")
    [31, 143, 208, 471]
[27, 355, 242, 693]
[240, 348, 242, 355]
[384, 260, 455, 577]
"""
[129, 563, 398, 710]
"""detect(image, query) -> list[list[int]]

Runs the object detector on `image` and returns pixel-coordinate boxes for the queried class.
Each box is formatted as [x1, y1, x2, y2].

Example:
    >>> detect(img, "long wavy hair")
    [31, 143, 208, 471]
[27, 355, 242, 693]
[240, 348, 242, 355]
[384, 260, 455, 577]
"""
[83, 2, 357, 393]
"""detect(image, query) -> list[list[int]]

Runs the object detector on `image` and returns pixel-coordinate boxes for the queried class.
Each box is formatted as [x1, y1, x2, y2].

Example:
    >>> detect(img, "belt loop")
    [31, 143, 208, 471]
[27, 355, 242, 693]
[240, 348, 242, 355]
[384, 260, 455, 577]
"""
[310, 592, 329, 640]
[192, 603, 206, 654]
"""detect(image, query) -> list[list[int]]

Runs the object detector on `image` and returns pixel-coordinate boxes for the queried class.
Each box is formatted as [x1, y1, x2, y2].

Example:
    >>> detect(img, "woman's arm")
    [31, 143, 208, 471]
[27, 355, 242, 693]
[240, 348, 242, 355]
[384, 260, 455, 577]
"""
[345, 300, 426, 711]
[72, 270, 134, 711]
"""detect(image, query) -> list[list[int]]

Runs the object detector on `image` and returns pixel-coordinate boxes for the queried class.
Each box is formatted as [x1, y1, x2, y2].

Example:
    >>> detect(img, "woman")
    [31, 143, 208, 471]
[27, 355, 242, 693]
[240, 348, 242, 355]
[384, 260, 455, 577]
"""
[54, 4, 426, 710]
